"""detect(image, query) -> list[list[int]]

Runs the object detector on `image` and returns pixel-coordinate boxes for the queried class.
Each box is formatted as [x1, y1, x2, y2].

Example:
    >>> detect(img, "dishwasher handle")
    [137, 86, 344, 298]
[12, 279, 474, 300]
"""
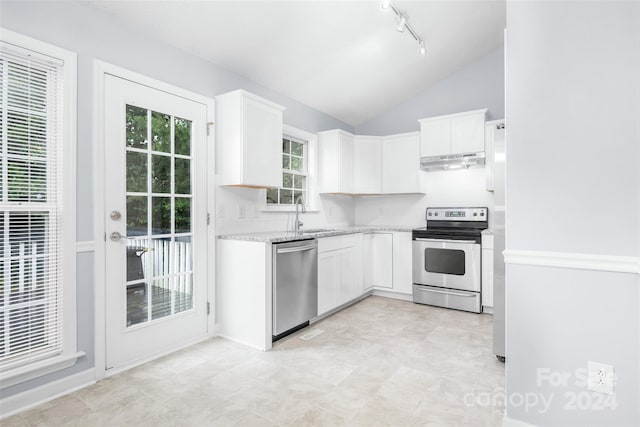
[276, 244, 317, 254]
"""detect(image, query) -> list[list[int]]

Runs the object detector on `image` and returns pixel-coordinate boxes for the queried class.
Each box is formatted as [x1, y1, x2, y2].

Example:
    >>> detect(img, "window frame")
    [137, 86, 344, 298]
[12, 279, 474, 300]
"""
[0, 29, 82, 388]
[262, 125, 318, 213]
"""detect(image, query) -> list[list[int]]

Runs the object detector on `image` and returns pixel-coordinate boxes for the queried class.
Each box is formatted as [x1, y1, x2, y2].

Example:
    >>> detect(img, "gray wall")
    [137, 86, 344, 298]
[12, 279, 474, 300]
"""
[355, 47, 505, 135]
[505, 1, 640, 425]
[0, 0, 352, 398]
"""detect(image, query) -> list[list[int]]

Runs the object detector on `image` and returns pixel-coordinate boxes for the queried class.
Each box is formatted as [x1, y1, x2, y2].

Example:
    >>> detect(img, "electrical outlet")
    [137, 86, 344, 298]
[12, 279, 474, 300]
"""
[588, 361, 615, 395]
[237, 205, 245, 219]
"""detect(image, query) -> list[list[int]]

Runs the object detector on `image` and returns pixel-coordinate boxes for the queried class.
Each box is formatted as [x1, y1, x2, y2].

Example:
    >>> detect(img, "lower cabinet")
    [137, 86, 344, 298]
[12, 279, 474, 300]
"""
[363, 232, 393, 289]
[318, 239, 356, 316]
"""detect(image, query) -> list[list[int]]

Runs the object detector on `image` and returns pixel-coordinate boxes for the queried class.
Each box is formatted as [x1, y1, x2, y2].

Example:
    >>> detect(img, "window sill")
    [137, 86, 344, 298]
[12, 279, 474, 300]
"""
[0, 351, 86, 389]
[261, 206, 319, 213]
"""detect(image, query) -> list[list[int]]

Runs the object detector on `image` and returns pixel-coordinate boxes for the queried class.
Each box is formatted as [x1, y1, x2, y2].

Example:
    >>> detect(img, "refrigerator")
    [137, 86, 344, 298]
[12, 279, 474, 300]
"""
[486, 121, 506, 362]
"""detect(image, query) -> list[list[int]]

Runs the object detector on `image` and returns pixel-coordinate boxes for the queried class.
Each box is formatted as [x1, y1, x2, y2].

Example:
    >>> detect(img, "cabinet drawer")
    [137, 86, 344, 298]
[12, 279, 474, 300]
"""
[318, 234, 355, 253]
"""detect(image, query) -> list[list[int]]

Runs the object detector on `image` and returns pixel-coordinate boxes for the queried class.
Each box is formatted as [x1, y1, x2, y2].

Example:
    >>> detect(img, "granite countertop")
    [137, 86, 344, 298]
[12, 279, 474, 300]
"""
[217, 225, 416, 243]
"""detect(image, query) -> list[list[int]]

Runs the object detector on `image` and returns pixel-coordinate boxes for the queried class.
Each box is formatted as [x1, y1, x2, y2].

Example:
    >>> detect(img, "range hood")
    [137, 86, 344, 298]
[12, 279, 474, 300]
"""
[420, 152, 486, 172]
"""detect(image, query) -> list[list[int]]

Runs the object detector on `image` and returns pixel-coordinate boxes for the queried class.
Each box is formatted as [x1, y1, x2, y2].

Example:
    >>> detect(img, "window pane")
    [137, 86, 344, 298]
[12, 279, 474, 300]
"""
[126, 196, 147, 237]
[266, 188, 278, 204]
[175, 274, 193, 313]
[7, 110, 47, 158]
[291, 141, 303, 156]
[293, 175, 306, 190]
[127, 282, 148, 326]
[152, 155, 171, 193]
[152, 197, 171, 235]
[282, 173, 293, 189]
[126, 151, 147, 193]
[290, 156, 302, 171]
[151, 277, 172, 320]
[175, 117, 191, 156]
[126, 105, 148, 149]
[7, 158, 46, 202]
[175, 197, 191, 234]
[151, 112, 171, 153]
[282, 154, 290, 170]
[174, 158, 191, 195]
[175, 236, 192, 272]
[279, 189, 293, 205]
[282, 139, 290, 154]
[294, 190, 304, 204]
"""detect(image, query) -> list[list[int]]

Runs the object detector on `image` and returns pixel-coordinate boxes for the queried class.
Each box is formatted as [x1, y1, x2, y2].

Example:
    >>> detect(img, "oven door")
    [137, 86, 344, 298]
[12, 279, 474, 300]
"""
[412, 238, 481, 292]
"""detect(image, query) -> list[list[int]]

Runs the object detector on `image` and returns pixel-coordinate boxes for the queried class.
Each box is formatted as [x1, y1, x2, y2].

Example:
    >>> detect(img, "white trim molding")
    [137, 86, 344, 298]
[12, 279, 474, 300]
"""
[504, 250, 640, 274]
[0, 369, 95, 420]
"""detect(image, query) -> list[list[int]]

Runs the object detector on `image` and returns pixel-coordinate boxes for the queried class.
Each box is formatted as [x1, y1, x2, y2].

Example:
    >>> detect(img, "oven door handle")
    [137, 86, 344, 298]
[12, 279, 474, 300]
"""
[414, 287, 477, 297]
[414, 238, 478, 244]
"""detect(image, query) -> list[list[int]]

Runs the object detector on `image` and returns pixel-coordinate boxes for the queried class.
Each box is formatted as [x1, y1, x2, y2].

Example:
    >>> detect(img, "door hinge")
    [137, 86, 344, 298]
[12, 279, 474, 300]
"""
[207, 302, 210, 315]
[207, 212, 211, 225]
[207, 121, 214, 137]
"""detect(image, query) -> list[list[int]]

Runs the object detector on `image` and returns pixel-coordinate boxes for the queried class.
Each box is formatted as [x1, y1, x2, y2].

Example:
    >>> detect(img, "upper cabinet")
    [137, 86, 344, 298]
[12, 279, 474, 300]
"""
[382, 132, 421, 194]
[318, 129, 354, 194]
[354, 136, 383, 194]
[319, 130, 422, 195]
[419, 109, 487, 158]
[216, 90, 285, 188]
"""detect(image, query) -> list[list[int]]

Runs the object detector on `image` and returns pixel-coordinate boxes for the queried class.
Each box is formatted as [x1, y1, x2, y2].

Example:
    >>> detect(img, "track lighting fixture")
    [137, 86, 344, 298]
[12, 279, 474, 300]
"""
[381, 1, 426, 56]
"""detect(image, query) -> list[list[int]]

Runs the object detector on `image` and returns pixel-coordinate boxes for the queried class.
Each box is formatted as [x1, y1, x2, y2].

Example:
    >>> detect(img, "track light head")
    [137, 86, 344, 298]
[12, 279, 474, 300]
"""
[381, 0, 391, 9]
[419, 41, 426, 55]
[396, 15, 406, 32]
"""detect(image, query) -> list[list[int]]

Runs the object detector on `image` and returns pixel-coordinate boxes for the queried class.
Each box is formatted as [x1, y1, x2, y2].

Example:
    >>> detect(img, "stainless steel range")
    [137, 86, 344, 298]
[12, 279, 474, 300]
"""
[412, 207, 488, 313]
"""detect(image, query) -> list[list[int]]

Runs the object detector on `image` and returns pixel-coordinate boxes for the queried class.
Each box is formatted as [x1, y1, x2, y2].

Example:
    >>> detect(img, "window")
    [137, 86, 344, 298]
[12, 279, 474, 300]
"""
[0, 30, 79, 387]
[266, 136, 308, 206]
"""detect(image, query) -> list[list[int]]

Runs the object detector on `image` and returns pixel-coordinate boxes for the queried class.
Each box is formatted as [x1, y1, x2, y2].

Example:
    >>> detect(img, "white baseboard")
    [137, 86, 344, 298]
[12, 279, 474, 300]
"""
[372, 289, 413, 302]
[502, 415, 537, 427]
[503, 250, 640, 274]
[0, 369, 95, 420]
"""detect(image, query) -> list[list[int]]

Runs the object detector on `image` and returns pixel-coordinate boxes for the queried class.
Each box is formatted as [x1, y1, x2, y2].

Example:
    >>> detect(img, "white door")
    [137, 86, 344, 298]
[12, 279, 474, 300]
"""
[104, 74, 209, 369]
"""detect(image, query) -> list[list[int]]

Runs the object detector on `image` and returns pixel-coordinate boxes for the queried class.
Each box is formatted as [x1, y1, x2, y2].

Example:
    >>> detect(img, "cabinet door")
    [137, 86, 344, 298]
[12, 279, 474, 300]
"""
[319, 131, 340, 193]
[337, 247, 355, 305]
[420, 119, 451, 157]
[339, 133, 354, 194]
[318, 251, 339, 315]
[392, 232, 413, 294]
[382, 134, 421, 194]
[362, 234, 374, 291]
[364, 233, 393, 288]
[242, 97, 283, 187]
[451, 113, 485, 154]
[354, 137, 383, 194]
[482, 248, 494, 309]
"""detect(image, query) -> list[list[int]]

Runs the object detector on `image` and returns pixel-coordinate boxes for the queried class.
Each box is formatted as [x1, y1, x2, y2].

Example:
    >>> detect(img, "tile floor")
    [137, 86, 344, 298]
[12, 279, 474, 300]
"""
[4, 296, 505, 426]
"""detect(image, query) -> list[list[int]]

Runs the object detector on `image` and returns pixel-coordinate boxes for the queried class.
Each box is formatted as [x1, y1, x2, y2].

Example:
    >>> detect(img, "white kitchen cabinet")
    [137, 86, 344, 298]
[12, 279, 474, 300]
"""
[363, 233, 393, 289]
[382, 132, 421, 194]
[354, 136, 383, 194]
[318, 129, 354, 194]
[216, 90, 285, 188]
[391, 232, 413, 295]
[318, 235, 356, 315]
[419, 109, 487, 158]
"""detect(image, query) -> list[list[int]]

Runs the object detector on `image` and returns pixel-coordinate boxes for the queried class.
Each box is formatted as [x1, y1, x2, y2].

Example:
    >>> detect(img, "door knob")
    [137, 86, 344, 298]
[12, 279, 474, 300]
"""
[110, 231, 133, 241]
[110, 210, 122, 221]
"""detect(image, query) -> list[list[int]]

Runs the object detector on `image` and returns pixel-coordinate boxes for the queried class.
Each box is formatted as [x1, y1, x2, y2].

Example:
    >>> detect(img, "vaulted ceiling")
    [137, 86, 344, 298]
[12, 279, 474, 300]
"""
[88, 0, 505, 126]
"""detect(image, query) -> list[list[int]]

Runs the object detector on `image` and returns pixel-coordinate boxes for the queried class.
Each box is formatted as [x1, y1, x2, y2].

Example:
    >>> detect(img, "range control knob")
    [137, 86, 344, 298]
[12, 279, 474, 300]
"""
[434, 212, 439, 216]
[480, 212, 485, 217]
[428, 212, 432, 216]
[473, 212, 478, 217]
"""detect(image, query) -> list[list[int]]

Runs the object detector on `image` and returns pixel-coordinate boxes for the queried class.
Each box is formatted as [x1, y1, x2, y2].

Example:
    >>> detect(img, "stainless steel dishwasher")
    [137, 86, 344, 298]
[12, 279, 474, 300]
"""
[272, 239, 318, 341]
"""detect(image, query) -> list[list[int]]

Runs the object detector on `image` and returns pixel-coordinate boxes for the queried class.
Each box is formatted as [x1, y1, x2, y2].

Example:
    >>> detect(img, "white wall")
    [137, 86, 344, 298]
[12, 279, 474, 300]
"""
[355, 47, 504, 135]
[505, 1, 640, 425]
[355, 168, 494, 228]
[216, 189, 355, 235]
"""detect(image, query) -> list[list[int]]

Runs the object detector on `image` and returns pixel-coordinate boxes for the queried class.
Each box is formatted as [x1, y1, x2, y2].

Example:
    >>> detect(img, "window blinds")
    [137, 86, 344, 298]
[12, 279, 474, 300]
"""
[0, 42, 65, 372]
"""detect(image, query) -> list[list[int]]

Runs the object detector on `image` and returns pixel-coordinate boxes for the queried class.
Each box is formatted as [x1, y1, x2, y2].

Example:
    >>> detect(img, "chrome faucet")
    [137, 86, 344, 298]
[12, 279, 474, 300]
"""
[295, 195, 306, 235]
